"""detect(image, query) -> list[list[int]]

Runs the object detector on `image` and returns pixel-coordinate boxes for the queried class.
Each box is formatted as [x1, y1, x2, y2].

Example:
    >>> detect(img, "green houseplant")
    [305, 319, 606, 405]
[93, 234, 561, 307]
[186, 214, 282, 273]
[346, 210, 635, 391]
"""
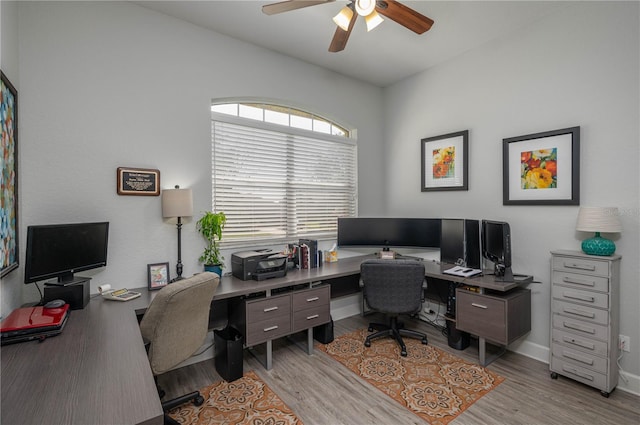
[196, 211, 227, 275]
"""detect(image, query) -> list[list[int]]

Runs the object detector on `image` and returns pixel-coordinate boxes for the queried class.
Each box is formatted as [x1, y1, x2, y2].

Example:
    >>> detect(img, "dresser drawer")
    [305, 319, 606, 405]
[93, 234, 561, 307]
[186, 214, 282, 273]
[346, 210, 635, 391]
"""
[552, 344, 607, 373]
[552, 271, 609, 293]
[246, 294, 291, 322]
[245, 314, 291, 346]
[292, 285, 330, 312]
[552, 299, 608, 326]
[292, 306, 330, 333]
[551, 356, 607, 391]
[552, 256, 609, 277]
[552, 314, 608, 341]
[552, 328, 608, 357]
[551, 284, 608, 309]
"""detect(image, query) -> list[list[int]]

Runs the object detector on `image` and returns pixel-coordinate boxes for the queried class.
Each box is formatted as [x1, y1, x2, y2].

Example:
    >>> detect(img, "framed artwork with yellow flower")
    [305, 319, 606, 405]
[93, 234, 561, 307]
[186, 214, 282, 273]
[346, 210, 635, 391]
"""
[503, 126, 580, 205]
[421, 130, 468, 191]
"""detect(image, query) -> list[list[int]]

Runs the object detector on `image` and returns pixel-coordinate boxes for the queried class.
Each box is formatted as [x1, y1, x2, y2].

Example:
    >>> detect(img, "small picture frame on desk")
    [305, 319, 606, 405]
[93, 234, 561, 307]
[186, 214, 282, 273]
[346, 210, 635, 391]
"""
[147, 262, 170, 290]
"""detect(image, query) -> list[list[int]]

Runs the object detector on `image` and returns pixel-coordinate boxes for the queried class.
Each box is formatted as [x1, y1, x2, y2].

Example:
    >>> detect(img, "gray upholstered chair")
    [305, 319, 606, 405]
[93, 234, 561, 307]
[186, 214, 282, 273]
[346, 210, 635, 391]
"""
[140, 272, 220, 424]
[360, 259, 428, 356]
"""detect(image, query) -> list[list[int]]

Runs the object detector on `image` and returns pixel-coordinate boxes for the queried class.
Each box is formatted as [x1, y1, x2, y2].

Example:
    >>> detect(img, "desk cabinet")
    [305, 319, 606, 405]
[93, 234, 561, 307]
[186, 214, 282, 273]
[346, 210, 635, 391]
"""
[549, 250, 621, 397]
[456, 288, 531, 346]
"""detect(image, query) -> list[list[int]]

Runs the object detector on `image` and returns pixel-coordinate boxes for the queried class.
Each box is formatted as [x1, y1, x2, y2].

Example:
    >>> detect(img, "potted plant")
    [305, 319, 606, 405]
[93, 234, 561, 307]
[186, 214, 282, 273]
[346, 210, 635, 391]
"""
[196, 211, 227, 276]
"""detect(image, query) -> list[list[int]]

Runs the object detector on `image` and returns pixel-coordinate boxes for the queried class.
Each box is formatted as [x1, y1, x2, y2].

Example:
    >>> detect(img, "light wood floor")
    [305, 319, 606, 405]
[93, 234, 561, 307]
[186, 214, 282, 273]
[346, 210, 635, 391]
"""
[158, 313, 640, 424]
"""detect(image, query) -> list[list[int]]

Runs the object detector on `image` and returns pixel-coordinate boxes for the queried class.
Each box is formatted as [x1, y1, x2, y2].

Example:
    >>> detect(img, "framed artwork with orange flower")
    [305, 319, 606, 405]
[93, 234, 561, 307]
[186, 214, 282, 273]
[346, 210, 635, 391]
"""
[421, 130, 468, 191]
[503, 126, 580, 205]
[147, 262, 170, 290]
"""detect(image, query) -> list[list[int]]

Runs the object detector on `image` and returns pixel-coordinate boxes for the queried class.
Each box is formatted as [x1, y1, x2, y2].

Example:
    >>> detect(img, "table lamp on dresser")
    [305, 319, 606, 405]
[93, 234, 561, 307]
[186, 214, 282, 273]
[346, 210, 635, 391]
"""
[575, 206, 622, 256]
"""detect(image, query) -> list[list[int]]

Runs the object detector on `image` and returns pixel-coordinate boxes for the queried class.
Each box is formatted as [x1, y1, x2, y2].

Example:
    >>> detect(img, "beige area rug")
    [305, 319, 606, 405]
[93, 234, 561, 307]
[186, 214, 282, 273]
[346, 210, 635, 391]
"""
[317, 328, 504, 425]
[168, 370, 303, 425]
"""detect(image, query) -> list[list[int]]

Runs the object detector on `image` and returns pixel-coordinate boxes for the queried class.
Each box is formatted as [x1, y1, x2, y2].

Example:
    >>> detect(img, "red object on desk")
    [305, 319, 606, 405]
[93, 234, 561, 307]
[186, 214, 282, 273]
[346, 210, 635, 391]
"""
[1, 304, 70, 336]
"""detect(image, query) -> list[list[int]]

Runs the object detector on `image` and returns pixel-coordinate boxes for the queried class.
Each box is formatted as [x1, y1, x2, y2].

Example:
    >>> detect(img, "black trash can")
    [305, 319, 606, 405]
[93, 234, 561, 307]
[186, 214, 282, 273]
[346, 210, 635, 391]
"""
[214, 326, 243, 382]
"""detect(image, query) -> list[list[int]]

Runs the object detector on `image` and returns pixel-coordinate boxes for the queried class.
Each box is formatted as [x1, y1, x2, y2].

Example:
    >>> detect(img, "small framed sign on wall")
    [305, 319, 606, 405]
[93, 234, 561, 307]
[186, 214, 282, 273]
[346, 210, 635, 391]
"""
[117, 167, 160, 196]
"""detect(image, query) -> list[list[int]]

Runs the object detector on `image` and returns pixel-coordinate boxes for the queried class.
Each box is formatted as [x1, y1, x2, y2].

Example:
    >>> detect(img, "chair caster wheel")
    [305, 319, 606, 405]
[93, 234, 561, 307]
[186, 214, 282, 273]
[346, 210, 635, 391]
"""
[421, 338, 428, 345]
[364, 340, 371, 347]
[193, 395, 205, 406]
[368, 326, 374, 332]
[401, 350, 407, 357]
[550, 372, 558, 379]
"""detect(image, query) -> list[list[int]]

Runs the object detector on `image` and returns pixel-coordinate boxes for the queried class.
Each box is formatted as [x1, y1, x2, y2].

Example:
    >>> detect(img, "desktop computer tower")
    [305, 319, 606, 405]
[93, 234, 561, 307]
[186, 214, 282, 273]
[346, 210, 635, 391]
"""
[440, 219, 480, 269]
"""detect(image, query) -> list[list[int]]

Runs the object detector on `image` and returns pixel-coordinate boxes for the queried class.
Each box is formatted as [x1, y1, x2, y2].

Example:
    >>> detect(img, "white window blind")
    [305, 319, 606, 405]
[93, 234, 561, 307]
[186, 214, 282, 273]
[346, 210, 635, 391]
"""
[212, 118, 357, 249]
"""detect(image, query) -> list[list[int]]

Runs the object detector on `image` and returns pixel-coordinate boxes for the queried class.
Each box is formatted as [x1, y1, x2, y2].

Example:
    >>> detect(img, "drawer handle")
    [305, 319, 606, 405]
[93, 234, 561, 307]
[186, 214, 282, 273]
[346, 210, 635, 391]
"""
[471, 303, 488, 309]
[263, 306, 279, 312]
[562, 365, 595, 381]
[263, 325, 279, 332]
[562, 350, 594, 366]
[562, 336, 595, 350]
[563, 262, 596, 271]
[562, 321, 596, 334]
[306, 297, 320, 302]
[306, 314, 319, 320]
[562, 307, 596, 319]
[562, 277, 596, 287]
[562, 292, 595, 303]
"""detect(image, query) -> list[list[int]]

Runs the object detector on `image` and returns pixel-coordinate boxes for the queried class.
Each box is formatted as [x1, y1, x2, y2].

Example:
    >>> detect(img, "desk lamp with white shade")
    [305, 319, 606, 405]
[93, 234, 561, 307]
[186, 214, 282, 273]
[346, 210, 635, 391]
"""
[575, 207, 622, 256]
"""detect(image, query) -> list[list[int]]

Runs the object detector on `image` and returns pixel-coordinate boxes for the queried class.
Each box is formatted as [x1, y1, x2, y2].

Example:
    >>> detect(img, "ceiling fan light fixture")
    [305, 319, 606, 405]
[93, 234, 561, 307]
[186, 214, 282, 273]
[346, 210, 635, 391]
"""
[365, 10, 383, 31]
[332, 6, 353, 31]
[355, 0, 375, 17]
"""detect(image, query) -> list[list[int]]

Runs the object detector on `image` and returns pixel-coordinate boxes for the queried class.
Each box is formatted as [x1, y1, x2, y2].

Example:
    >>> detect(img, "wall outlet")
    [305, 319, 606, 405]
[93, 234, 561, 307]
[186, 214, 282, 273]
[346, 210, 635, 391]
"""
[619, 334, 631, 352]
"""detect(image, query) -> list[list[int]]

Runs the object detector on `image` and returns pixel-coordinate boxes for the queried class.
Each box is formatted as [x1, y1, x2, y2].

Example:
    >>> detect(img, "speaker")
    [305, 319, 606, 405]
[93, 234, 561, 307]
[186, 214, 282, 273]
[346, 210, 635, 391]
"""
[43, 278, 90, 310]
[440, 219, 480, 268]
[446, 320, 470, 350]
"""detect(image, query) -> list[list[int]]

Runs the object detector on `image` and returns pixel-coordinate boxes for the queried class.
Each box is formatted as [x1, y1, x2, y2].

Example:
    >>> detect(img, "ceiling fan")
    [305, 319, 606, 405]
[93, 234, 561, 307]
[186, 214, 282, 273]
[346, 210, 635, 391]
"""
[262, 0, 435, 52]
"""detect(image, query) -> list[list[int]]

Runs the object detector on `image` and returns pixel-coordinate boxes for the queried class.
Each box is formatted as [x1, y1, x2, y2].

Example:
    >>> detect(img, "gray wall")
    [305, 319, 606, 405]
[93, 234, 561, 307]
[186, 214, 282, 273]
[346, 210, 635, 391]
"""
[383, 2, 639, 390]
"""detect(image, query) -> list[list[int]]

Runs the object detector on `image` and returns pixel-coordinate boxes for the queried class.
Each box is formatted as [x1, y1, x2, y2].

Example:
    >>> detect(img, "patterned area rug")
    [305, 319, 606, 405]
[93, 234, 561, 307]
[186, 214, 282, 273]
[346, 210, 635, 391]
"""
[168, 370, 303, 424]
[317, 328, 504, 425]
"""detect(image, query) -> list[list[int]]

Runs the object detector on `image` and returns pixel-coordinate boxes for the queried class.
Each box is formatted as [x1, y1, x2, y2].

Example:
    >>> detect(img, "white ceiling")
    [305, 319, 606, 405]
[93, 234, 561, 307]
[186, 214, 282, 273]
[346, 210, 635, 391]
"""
[133, 1, 571, 87]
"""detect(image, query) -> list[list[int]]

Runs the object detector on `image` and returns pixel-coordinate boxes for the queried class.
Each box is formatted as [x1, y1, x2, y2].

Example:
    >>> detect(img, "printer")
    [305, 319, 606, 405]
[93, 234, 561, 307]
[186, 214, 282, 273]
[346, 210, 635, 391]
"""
[231, 249, 288, 281]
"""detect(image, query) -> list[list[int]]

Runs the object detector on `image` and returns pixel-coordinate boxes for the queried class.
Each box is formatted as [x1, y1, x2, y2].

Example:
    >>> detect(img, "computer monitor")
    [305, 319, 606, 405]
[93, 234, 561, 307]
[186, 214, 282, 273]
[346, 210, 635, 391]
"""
[440, 219, 480, 268]
[481, 220, 513, 282]
[337, 217, 441, 250]
[24, 222, 109, 285]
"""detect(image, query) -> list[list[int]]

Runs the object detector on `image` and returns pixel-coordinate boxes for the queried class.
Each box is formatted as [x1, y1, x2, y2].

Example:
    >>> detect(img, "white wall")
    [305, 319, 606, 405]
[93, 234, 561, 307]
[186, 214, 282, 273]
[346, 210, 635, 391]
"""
[383, 1, 639, 392]
[2, 1, 384, 314]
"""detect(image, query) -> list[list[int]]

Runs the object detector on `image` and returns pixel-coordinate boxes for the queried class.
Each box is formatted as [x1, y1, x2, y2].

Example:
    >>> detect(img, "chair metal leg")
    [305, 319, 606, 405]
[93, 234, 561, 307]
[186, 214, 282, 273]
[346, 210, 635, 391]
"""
[365, 315, 428, 356]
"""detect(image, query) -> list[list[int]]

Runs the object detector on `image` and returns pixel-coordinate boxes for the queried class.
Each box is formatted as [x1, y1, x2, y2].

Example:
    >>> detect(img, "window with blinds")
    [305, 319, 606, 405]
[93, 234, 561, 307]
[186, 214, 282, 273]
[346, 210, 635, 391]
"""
[211, 106, 357, 249]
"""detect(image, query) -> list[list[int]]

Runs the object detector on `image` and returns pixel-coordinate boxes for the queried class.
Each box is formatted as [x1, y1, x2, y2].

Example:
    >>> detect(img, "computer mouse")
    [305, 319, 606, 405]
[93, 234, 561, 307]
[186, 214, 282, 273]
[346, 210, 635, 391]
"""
[44, 299, 66, 309]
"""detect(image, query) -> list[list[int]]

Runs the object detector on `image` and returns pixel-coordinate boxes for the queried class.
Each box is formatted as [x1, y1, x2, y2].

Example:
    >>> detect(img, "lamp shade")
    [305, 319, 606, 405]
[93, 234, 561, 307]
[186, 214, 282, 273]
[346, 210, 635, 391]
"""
[161, 186, 193, 218]
[576, 207, 621, 256]
[576, 207, 622, 233]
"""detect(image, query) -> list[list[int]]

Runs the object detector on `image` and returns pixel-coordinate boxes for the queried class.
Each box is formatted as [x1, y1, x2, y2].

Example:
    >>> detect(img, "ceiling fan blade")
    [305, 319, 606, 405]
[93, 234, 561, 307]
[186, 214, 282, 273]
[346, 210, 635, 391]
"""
[328, 6, 357, 52]
[262, 0, 335, 16]
[375, 0, 434, 34]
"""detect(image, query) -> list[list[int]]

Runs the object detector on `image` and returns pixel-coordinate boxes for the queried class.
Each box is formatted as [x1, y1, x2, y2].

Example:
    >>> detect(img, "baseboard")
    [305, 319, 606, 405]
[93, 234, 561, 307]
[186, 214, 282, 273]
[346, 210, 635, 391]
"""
[508, 339, 640, 396]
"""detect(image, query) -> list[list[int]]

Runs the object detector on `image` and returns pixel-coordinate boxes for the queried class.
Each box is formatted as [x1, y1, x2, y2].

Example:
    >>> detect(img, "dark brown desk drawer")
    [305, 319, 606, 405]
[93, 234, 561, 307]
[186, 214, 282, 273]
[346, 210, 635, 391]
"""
[456, 288, 531, 345]
[246, 294, 291, 322]
[292, 285, 330, 311]
[245, 315, 291, 346]
[292, 305, 330, 333]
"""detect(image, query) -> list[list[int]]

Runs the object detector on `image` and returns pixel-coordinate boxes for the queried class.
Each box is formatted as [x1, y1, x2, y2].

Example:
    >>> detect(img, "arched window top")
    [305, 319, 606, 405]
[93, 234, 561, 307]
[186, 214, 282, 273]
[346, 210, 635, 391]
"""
[211, 101, 350, 138]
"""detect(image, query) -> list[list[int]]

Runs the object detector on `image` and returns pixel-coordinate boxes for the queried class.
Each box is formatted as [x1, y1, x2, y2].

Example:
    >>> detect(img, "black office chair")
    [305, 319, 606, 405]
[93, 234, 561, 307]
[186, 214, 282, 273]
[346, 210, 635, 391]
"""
[139, 272, 220, 425]
[360, 259, 428, 356]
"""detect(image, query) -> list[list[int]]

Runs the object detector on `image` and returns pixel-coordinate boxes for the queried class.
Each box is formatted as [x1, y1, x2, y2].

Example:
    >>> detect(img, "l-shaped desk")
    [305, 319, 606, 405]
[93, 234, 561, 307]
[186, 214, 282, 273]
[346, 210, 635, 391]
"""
[0, 255, 531, 425]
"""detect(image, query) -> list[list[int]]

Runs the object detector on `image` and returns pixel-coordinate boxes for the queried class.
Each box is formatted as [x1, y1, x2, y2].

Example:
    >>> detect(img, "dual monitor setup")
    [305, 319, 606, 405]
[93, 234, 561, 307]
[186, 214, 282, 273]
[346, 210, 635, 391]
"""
[337, 217, 523, 283]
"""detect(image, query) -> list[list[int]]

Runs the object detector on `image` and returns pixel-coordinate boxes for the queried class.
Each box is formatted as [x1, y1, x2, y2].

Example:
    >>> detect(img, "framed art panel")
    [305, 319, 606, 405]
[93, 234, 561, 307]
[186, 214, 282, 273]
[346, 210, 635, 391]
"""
[1, 71, 18, 277]
[148, 262, 170, 290]
[421, 130, 469, 191]
[503, 126, 580, 205]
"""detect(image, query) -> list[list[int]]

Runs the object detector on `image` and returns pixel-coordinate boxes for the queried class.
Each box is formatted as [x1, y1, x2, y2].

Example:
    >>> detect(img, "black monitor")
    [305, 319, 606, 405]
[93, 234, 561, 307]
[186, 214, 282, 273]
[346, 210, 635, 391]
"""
[440, 219, 480, 268]
[337, 217, 441, 250]
[24, 222, 109, 285]
[481, 220, 513, 282]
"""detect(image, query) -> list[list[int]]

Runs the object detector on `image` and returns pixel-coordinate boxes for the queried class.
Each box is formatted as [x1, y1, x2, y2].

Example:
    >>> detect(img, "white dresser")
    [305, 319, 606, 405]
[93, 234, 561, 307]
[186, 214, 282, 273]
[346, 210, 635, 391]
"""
[549, 250, 621, 397]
